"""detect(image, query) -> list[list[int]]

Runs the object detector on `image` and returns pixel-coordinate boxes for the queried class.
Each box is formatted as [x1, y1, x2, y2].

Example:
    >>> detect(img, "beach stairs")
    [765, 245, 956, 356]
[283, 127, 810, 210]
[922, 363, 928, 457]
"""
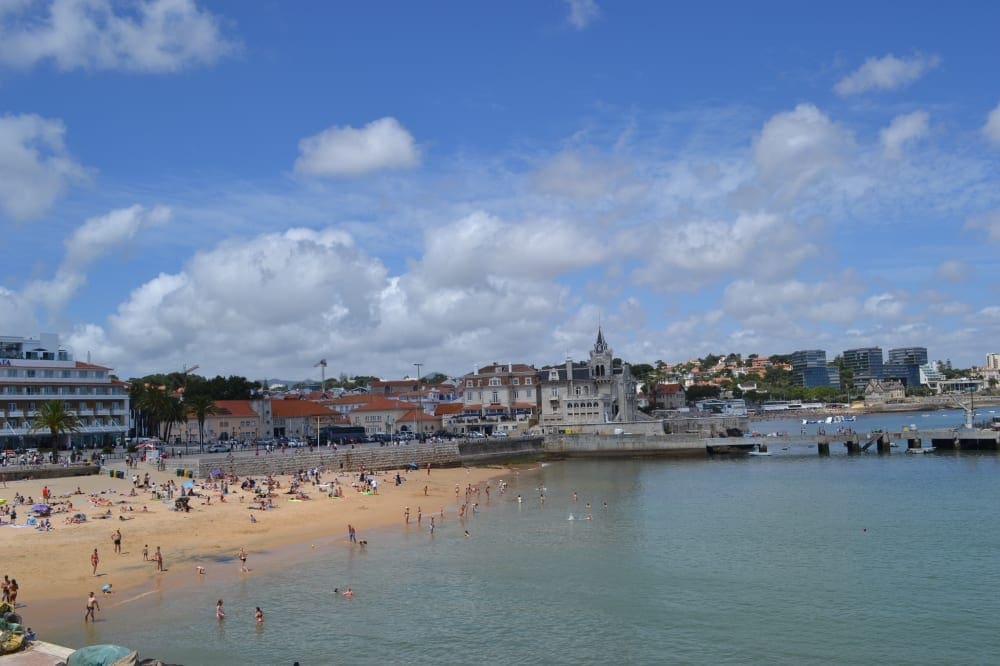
[861, 433, 890, 453]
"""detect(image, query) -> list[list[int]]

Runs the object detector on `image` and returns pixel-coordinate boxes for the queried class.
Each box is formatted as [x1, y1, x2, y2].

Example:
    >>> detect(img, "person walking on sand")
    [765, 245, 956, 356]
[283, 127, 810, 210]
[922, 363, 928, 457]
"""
[142, 544, 149, 561]
[112, 528, 122, 554]
[91, 548, 100, 576]
[154, 546, 163, 572]
[238, 547, 248, 573]
[84, 592, 100, 622]
[216, 599, 225, 619]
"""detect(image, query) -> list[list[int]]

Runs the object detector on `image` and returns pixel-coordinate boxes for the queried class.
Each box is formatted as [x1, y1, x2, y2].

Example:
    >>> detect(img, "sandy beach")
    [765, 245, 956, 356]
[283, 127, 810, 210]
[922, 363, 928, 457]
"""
[0, 458, 506, 632]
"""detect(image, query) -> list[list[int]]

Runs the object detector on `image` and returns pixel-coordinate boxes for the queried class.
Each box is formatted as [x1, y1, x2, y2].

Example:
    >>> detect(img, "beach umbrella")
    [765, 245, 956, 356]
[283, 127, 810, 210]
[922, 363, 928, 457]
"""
[32, 503, 50, 512]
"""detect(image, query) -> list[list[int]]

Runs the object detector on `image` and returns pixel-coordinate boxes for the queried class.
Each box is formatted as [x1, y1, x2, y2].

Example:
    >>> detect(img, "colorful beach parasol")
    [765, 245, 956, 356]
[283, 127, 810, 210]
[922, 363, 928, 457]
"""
[32, 503, 51, 514]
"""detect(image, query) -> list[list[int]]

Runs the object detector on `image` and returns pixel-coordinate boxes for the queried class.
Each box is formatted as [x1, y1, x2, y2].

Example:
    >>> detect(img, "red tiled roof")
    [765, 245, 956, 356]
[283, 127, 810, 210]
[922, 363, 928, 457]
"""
[351, 397, 419, 412]
[271, 401, 333, 418]
[435, 403, 464, 416]
[400, 409, 439, 422]
[212, 400, 258, 417]
[75, 361, 111, 370]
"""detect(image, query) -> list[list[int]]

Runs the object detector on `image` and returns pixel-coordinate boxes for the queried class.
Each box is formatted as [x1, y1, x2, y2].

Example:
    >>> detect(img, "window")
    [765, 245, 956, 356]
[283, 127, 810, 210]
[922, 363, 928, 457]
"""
[466, 391, 473, 401]
[525, 377, 532, 385]
[527, 389, 533, 398]
[26, 370, 35, 378]
[489, 377, 500, 387]
[492, 391, 499, 404]
[466, 380, 473, 387]
[43, 370, 54, 378]
[575, 386, 582, 396]
[550, 388, 558, 398]
[549, 371, 559, 381]
[512, 390, 518, 400]
[6, 369, 15, 377]
[62, 370, 71, 377]
[512, 378, 519, 385]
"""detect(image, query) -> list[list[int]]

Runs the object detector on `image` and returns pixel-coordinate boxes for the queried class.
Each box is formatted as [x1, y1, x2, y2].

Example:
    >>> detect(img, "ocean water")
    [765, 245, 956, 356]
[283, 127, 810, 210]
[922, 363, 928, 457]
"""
[41, 409, 1000, 665]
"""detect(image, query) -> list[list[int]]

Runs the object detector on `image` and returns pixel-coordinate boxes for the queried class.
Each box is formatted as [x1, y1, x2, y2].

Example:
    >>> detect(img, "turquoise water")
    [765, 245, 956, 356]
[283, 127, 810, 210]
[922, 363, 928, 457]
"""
[42, 409, 1000, 664]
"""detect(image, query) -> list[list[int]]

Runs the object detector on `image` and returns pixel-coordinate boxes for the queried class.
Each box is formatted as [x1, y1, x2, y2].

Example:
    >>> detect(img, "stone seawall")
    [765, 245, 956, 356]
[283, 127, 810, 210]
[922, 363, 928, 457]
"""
[543, 433, 711, 457]
[188, 437, 551, 478]
[0, 464, 102, 482]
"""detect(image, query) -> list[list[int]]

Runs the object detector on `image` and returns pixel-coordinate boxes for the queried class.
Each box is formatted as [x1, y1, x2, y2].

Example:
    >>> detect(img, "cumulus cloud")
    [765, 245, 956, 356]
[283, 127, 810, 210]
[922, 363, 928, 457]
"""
[984, 102, 1000, 147]
[966, 210, 1000, 242]
[834, 53, 939, 96]
[565, 0, 600, 30]
[0, 0, 237, 72]
[67, 222, 589, 379]
[22, 204, 171, 317]
[65, 204, 171, 269]
[934, 260, 973, 284]
[863, 292, 906, 319]
[880, 110, 929, 159]
[752, 104, 855, 202]
[294, 117, 420, 178]
[533, 150, 632, 200]
[419, 211, 605, 285]
[0, 113, 89, 220]
[632, 212, 816, 291]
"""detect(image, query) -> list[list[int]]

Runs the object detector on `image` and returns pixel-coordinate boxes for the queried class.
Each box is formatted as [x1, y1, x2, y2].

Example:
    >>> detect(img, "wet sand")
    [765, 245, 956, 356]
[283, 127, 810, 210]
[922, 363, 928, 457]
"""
[0, 458, 505, 631]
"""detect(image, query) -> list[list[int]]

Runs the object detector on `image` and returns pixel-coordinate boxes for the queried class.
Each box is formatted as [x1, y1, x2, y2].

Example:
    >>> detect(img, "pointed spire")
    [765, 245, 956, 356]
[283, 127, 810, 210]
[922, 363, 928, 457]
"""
[595, 326, 607, 353]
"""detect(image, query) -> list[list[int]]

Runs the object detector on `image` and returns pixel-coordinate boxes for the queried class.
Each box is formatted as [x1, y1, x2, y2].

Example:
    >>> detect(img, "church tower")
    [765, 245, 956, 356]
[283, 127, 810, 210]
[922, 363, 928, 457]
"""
[589, 326, 613, 381]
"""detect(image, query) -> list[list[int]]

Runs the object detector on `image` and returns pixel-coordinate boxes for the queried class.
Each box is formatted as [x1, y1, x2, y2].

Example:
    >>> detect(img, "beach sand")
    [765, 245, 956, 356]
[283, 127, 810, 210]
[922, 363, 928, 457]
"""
[0, 458, 506, 632]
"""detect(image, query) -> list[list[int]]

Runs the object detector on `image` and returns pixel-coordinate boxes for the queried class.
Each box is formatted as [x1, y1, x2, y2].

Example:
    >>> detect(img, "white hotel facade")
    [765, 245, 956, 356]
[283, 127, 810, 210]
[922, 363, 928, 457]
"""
[0, 333, 129, 449]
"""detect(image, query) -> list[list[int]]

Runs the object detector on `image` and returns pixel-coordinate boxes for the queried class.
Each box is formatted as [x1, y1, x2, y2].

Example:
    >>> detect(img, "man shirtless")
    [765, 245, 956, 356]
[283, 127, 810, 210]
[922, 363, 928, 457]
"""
[85, 592, 100, 622]
[91, 548, 99, 576]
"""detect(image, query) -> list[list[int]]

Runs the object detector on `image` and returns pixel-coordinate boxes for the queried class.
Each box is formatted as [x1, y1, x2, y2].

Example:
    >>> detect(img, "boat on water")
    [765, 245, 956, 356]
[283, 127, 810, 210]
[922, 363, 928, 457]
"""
[748, 450, 772, 457]
[905, 447, 937, 455]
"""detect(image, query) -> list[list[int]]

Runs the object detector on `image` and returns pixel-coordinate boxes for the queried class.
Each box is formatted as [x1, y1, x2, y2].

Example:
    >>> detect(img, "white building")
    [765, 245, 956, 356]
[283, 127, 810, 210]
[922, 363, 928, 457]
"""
[537, 328, 639, 432]
[0, 333, 129, 449]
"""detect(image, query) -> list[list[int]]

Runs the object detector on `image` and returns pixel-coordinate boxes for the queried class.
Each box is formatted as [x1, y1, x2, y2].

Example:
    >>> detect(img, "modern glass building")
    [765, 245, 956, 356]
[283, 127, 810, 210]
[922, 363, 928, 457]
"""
[842, 347, 884, 389]
[888, 347, 929, 367]
[885, 347, 928, 387]
[791, 349, 839, 388]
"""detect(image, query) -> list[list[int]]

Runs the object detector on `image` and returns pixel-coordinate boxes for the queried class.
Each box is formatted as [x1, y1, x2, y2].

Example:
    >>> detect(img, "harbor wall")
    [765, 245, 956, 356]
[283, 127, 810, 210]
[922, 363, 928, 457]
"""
[0, 464, 101, 483]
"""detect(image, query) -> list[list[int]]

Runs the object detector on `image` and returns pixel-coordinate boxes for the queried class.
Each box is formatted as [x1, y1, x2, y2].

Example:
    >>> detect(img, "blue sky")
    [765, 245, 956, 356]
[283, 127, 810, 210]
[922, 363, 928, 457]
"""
[1, 0, 998, 381]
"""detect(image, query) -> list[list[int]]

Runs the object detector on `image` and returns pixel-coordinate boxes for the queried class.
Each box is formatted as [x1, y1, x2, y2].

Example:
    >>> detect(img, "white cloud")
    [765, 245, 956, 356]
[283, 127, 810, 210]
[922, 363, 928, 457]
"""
[984, 102, 1000, 147]
[294, 117, 420, 178]
[966, 210, 1000, 242]
[419, 211, 605, 285]
[0, 0, 237, 72]
[22, 204, 171, 318]
[565, 0, 600, 30]
[752, 104, 855, 202]
[863, 292, 906, 319]
[65, 204, 171, 269]
[880, 110, 929, 159]
[633, 212, 816, 290]
[533, 150, 631, 200]
[934, 260, 973, 284]
[0, 113, 88, 220]
[834, 53, 939, 96]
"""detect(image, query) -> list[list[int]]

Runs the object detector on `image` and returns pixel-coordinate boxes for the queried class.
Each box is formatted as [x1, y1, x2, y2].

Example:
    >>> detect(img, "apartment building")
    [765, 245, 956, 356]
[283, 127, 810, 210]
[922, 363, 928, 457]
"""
[0, 333, 129, 449]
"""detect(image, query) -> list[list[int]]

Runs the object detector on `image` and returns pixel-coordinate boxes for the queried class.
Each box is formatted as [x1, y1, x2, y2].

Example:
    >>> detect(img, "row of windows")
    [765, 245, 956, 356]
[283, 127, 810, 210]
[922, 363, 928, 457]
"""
[2, 386, 123, 396]
[465, 390, 534, 402]
[5, 368, 107, 379]
[4, 401, 123, 412]
[465, 377, 533, 388]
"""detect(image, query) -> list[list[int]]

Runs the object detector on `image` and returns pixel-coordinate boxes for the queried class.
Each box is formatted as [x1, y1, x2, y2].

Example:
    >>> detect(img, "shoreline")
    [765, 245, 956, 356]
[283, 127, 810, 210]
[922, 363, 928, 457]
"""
[3, 460, 513, 640]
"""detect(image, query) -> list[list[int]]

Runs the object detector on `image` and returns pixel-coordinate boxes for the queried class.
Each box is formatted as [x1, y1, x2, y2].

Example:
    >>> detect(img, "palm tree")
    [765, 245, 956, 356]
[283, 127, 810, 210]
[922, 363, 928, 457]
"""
[185, 394, 219, 452]
[31, 400, 81, 451]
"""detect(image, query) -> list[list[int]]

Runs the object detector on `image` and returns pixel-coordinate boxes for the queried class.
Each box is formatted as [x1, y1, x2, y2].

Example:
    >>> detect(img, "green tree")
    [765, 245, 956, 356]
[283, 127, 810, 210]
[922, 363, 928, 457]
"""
[686, 384, 721, 403]
[31, 400, 81, 451]
[185, 394, 219, 453]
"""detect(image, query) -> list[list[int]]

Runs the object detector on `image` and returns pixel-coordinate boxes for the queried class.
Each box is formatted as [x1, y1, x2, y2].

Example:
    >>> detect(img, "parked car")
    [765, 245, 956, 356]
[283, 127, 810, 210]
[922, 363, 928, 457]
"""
[206, 443, 231, 453]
